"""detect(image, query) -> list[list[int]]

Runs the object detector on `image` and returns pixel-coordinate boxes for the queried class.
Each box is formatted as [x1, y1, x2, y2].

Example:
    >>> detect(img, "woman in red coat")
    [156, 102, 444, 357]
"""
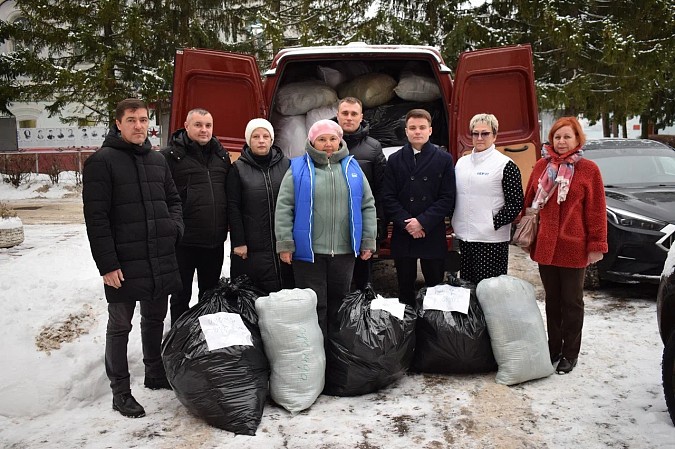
[522, 116, 607, 374]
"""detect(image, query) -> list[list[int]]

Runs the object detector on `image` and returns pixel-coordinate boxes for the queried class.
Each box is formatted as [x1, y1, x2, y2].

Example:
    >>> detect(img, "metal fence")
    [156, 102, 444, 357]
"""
[0, 148, 97, 175]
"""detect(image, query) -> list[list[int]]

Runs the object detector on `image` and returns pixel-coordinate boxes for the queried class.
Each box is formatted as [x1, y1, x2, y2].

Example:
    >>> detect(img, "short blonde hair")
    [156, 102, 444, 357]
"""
[469, 113, 499, 135]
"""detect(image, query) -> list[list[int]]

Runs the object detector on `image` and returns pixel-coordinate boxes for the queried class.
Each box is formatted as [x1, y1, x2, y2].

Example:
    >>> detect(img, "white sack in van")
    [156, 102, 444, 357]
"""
[475, 275, 554, 385]
[255, 288, 325, 414]
[306, 104, 338, 130]
[338, 73, 397, 108]
[394, 71, 442, 102]
[317, 65, 346, 89]
[275, 80, 338, 116]
[271, 114, 307, 159]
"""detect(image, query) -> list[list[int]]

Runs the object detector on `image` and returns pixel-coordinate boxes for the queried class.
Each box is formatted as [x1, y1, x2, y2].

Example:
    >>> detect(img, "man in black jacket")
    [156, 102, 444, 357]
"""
[335, 97, 387, 290]
[83, 98, 184, 418]
[162, 108, 231, 325]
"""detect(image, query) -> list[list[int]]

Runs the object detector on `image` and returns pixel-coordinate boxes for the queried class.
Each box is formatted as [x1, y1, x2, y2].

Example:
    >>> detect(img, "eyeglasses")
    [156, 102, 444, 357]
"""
[471, 131, 492, 139]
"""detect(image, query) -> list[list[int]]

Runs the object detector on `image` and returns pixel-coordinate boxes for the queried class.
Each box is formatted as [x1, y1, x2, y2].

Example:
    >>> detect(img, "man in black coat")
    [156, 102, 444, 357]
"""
[83, 98, 184, 418]
[161, 108, 231, 325]
[382, 108, 456, 307]
[335, 97, 387, 290]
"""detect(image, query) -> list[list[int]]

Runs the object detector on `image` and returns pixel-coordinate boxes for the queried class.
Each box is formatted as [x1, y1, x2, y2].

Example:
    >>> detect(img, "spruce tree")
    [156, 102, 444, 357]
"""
[0, 0, 251, 125]
[1, 0, 671, 135]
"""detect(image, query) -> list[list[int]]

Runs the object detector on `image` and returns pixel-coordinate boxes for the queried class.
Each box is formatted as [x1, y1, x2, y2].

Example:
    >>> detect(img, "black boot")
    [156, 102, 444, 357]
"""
[112, 393, 146, 418]
[550, 352, 562, 365]
[556, 357, 578, 374]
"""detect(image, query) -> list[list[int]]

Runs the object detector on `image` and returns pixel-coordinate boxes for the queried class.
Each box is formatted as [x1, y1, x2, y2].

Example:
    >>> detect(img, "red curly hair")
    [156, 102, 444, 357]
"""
[548, 116, 586, 148]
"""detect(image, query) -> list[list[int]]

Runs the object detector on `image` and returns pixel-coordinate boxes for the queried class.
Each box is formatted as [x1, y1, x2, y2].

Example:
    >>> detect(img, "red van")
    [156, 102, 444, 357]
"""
[169, 43, 541, 260]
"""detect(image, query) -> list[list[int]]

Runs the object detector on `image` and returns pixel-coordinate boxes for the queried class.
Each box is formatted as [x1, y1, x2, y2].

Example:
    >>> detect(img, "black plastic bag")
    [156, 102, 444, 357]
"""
[161, 276, 269, 435]
[412, 276, 497, 374]
[324, 286, 416, 396]
[363, 98, 448, 148]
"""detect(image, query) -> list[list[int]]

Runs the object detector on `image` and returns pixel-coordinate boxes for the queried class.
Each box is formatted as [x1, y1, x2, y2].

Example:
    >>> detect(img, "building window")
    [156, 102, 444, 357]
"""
[11, 17, 33, 53]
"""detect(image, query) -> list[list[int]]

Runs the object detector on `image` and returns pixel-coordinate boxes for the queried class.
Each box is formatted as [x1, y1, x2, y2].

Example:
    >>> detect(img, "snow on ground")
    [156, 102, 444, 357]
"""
[0, 172, 82, 200]
[0, 175, 673, 448]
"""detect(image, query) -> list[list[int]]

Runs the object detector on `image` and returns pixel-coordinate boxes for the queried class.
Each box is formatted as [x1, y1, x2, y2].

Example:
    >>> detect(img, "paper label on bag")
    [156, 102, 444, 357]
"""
[423, 284, 471, 314]
[198, 312, 253, 351]
[371, 296, 406, 320]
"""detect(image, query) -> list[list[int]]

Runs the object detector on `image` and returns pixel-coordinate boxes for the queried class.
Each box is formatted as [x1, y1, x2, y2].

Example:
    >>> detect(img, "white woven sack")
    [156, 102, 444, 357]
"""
[271, 114, 307, 159]
[255, 288, 325, 414]
[394, 71, 442, 102]
[275, 80, 338, 116]
[305, 104, 338, 131]
[338, 73, 397, 108]
[316, 65, 346, 89]
[476, 275, 554, 385]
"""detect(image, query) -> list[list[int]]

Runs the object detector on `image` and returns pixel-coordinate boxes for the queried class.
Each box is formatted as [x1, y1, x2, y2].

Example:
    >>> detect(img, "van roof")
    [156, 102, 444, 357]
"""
[266, 43, 449, 75]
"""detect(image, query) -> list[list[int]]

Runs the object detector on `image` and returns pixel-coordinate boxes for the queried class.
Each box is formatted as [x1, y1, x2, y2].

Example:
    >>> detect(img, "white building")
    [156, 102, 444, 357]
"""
[0, 0, 160, 150]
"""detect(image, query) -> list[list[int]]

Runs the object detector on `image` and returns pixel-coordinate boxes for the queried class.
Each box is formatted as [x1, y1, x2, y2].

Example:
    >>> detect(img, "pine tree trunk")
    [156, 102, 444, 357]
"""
[602, 112, 610, 137]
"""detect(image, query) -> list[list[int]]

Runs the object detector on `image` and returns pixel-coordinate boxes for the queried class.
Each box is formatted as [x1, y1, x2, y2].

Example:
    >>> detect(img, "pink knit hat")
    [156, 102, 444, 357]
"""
[308, 119, 343, 144]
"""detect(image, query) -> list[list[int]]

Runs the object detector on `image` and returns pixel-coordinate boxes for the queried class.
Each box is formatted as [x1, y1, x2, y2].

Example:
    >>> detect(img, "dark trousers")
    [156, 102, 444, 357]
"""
[230, 251, 295, 294]
[293, 254, 355, 340]
[105, 299, 168, 395]
[170, 245, 224, 325]
[352, 256, 373, 290]
[459, 240, 510, 286]
[538, 264, 586, 360]
[394, 257, 445, 307]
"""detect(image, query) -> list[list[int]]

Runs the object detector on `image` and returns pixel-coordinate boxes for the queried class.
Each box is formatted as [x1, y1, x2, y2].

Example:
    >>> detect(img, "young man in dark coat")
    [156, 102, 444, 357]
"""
[83, 98, 184, 418]
[335, 97, 387, 290]
[382, 108, 456, 307]
[161, 108, 231, 325]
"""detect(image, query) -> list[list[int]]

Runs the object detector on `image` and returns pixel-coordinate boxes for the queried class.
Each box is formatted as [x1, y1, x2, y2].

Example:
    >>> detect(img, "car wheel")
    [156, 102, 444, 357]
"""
[583, 263, 604, 290]
[664, 330, 675, 426]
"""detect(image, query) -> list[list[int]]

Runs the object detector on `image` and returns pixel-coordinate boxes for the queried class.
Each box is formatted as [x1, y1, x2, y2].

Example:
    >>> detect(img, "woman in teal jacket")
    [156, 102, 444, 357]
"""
[275, 119, 377, 339]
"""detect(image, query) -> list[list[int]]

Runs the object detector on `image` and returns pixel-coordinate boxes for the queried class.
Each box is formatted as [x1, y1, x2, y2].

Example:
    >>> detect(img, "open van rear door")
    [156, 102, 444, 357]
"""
[170, 48, 266, 154]
[451, 44, 540, 187]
